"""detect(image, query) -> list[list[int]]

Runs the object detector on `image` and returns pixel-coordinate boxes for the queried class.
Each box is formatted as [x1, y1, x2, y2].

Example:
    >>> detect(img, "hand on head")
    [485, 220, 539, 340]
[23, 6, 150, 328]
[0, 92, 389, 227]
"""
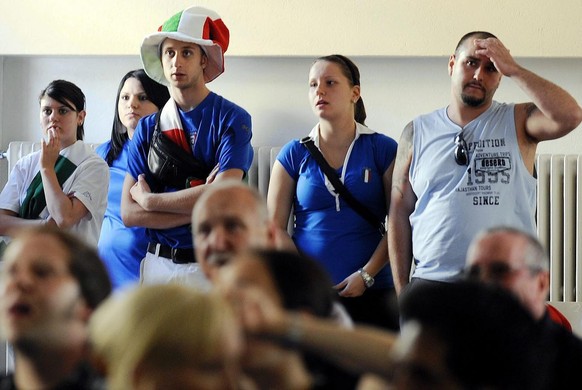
[473, 37, 520, 77]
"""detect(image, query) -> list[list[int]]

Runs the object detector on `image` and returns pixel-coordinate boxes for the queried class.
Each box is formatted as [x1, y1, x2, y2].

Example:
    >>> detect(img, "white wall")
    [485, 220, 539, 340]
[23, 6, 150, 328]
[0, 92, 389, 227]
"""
[1, 55, 582, 155]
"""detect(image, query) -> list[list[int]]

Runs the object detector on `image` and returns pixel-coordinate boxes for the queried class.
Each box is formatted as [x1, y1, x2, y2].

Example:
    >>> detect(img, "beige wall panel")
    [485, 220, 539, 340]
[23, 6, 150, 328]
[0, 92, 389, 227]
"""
[1, 0, 581, 56]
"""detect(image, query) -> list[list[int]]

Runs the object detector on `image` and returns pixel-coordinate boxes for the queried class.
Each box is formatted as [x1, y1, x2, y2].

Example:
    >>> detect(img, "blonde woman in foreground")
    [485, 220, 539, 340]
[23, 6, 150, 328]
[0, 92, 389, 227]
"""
[89, 284, 243, 390]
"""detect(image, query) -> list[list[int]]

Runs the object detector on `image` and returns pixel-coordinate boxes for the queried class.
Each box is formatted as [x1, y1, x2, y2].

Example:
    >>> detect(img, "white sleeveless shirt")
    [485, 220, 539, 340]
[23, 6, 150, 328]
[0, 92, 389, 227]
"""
[410, 101, 536, 281]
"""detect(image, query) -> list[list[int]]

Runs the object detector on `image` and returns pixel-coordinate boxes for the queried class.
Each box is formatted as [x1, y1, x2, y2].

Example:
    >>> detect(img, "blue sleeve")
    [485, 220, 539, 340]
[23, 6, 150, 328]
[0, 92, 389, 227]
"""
[216, 110, 253, 173]
[95, 141, 111, 160]
[276, 139, 304, 181]
[374, 134, 398, 173]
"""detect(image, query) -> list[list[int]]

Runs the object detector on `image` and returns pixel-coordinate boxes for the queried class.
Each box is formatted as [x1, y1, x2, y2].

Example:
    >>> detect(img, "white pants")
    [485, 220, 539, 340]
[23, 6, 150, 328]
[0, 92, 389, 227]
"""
[140, 251, 211, 292]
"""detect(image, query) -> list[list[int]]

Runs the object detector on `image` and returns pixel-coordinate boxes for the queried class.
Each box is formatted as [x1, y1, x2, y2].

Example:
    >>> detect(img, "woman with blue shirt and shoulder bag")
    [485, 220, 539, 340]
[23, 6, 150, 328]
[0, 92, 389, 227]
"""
[268, 55, 399, 330]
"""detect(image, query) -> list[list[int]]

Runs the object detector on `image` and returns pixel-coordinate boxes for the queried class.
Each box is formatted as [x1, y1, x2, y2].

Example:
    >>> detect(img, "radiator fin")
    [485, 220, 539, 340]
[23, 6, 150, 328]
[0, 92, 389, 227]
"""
[537, 154, 580, 302]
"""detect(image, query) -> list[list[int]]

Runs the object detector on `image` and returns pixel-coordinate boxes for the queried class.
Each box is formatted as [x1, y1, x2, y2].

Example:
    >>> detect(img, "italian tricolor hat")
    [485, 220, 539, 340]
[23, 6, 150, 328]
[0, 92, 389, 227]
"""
[141, 6, 230, 85]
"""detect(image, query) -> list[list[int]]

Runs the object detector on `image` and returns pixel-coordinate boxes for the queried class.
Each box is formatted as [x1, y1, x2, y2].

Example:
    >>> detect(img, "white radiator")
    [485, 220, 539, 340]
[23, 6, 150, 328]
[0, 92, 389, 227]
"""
[0, 143, 290, 235]
[0, 142, 281, 196]
[254, 146, 282, 197]
[0, 142, 286, 237]
[1, 141, 101, 172]
[537, 154, 582, 303]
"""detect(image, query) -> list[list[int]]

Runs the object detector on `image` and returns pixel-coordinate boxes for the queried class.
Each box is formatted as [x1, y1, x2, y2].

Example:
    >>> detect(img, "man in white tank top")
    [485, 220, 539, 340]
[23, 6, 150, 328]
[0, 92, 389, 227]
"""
[388, 31, 582, 299]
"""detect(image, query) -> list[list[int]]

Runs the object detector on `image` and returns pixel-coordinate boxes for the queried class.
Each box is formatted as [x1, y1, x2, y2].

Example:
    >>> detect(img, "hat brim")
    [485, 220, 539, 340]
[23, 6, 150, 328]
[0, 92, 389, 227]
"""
[141, 31, 225, 86]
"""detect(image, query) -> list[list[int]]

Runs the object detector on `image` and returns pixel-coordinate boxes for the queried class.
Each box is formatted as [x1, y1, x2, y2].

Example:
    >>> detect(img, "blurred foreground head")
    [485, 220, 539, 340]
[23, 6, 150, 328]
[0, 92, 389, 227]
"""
[0, 225, 111, 348]
[396, 281, 546, 390]
[89, 284, 242, 390]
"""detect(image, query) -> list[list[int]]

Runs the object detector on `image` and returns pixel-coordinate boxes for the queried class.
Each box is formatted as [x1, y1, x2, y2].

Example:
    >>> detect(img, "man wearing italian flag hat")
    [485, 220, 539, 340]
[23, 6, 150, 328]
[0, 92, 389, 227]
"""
[121, 6, 253, 288]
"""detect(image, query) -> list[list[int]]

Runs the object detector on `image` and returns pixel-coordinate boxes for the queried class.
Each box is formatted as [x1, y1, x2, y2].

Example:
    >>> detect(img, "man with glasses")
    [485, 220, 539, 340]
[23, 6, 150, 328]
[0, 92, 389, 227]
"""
[465, 226, 571, 330]
[388, 31, 582, 299]
[465, 226, 582, 385]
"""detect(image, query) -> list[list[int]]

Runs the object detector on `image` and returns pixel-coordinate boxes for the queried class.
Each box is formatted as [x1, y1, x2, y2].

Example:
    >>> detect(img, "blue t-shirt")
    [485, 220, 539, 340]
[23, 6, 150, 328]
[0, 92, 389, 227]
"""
[126, 92, 253, 249]
[277, 123, 397, 288]
[96, 141, 148, 290]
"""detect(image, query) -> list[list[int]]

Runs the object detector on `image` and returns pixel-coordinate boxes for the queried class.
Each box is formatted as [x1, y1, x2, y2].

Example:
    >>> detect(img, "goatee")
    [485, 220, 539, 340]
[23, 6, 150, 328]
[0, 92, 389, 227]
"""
[461, 93, 486, 107]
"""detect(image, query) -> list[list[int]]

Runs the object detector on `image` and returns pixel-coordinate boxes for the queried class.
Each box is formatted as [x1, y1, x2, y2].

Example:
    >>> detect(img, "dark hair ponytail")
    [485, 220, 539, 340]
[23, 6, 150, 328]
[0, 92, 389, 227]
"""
[354, 96, 367, 126]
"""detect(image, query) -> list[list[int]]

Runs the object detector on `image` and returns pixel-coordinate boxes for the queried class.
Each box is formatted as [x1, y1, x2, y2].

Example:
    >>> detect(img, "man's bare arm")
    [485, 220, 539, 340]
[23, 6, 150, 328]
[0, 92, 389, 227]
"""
[388, 122, 417, 295]
[474, 37, 582, 142]
[240, 287, 398, 377]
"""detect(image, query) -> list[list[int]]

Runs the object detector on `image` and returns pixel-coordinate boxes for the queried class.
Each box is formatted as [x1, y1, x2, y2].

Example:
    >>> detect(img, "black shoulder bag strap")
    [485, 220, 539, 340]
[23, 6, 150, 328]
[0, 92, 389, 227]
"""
[300, 136, 386, 235]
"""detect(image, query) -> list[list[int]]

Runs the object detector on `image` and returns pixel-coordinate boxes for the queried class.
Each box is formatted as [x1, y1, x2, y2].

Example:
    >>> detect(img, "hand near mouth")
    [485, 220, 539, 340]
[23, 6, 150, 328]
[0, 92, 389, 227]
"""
[41, 128, 61, 169]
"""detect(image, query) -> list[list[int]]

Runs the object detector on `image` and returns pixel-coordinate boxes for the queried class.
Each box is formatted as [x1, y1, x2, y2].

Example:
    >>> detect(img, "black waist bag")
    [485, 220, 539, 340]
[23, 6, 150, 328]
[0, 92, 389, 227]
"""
[147, 112, 210, 189]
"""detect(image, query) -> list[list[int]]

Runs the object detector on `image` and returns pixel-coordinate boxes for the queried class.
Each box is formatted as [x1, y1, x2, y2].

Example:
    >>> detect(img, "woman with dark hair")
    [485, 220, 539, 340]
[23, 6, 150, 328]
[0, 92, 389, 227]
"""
[0, 79, 109, 247]
[267, 55, 399, 330]
[96, 69, 169, 290]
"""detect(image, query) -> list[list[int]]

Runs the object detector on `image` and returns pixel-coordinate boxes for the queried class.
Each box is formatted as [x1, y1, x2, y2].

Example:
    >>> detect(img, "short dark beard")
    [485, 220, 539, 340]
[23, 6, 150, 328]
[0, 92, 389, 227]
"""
[461, 93, 486, 107]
